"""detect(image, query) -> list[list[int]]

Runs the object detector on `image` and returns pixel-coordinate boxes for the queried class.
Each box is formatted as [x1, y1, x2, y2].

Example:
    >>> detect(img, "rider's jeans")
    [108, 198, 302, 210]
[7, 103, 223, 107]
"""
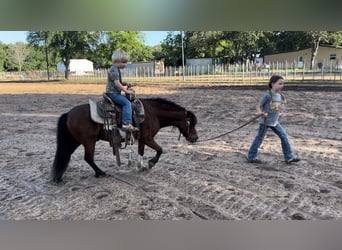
[107, 93, 132, 125]
[247, 123, 294, 161]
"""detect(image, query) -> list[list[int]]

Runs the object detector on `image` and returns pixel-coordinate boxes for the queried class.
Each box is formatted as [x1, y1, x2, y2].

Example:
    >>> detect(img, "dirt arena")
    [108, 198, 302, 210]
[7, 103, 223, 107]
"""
[1, 81, 341, 220]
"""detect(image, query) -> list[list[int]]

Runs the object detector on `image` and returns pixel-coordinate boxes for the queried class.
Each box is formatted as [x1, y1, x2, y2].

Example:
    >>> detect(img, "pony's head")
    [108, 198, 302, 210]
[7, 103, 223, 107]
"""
[181, 110, 198, 143]
[143, 98, 199, 143]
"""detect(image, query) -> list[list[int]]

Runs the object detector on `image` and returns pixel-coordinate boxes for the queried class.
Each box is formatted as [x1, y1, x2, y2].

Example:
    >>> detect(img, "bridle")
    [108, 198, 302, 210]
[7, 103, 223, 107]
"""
[178, 111, 192, 141]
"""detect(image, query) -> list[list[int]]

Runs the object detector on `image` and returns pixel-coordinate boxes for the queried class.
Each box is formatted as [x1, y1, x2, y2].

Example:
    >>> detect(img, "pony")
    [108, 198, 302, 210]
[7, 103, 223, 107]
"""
[51, 98, 198, 183]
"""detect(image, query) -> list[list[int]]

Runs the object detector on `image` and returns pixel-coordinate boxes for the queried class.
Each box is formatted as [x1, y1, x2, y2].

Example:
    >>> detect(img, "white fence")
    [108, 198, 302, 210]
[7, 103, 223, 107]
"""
[1, 62, 342, 83]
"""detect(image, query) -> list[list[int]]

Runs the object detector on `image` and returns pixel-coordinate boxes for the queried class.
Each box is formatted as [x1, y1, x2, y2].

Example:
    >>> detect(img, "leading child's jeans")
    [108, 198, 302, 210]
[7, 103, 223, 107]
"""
[247, 123, 294, 161]
[106, 93, 132, 125]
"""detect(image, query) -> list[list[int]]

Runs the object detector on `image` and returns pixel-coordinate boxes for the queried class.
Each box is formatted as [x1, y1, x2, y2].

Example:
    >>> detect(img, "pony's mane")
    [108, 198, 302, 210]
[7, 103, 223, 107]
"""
[143, 98, 186, 111]
[142, 98, 197, 126]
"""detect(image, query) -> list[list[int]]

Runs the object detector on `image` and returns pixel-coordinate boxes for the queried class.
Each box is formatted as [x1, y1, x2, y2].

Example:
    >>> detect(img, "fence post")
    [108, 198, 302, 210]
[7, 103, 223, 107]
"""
[285, 60, 287, 78]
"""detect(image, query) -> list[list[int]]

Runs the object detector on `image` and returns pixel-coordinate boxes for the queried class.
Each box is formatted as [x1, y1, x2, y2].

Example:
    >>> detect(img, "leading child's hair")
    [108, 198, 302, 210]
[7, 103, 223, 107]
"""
[268, 74, 287, 103]
[268, 75, 284, 89]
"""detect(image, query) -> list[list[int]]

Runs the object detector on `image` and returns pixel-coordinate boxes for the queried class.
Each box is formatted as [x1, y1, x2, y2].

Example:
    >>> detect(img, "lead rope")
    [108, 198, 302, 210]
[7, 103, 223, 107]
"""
[195, 114, 263, 143]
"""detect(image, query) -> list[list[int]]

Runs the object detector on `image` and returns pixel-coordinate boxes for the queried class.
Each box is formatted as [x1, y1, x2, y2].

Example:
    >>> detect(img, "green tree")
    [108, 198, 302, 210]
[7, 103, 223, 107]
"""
[151, 44, 163, 60]
[23, 45, 56, 71]
[0, 42, 5, 71]
[27, 31, 54, 79]
[220, 31, 264, 64]
[327, 31, 342, 46]
[200, 31, 223, 64]
[160, 31, 183, 66]
[106, 31, 151, 62]
[306, 31, 329, 69]
[131, 44, 154, 62]
[257, 31, 279, 56]
[91, 31, 153, 68]
[271, 31, 310, 53]
[8, 42, 28, 72]
[3, 45, 16, 71]
[49, 31, 102, 79]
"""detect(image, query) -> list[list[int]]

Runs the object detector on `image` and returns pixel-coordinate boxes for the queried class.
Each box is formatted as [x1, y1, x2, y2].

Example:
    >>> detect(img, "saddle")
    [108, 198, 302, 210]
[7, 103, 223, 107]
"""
[89, 93, 145, 129]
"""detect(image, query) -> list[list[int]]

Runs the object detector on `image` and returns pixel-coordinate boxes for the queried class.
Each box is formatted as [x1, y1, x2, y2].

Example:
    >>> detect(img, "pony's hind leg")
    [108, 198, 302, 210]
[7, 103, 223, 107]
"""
[52, 142, 79, 183]
[83, 143, 106, 178]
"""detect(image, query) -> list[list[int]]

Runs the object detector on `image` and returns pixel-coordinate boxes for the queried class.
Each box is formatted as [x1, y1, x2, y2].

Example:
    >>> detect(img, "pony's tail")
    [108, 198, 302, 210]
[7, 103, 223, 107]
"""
[51, 113, 79, 183]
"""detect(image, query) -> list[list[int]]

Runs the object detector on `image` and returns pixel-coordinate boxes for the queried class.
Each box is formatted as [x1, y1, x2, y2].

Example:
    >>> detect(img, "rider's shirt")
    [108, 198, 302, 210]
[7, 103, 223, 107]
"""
[106, 65, 122, 94]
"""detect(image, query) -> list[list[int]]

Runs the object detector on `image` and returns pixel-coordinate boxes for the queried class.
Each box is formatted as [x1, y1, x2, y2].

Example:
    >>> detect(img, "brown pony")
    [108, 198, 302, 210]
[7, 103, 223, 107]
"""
[51, 98, 198, 183]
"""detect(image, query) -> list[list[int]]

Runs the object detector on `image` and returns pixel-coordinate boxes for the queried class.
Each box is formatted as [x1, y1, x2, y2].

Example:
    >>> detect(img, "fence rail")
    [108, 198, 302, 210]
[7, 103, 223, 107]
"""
[1, 63, 342, 83]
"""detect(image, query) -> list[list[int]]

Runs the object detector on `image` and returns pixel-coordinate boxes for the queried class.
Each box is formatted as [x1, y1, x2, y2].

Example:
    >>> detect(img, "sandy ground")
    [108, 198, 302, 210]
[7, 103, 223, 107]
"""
[0, 81, 342, 220]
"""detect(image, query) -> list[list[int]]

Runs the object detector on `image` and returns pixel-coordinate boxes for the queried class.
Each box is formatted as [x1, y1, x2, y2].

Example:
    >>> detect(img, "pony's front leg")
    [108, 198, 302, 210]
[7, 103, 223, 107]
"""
[148, 147, 162, 168]
[142, 138, 163, 169]
[136, 154, 147, 170]
[136, 139, 163, 169]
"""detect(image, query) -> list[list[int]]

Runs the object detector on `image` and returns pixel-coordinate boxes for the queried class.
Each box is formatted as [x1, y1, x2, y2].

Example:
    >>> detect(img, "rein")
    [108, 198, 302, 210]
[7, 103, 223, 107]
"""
[195, 114, 263, 143]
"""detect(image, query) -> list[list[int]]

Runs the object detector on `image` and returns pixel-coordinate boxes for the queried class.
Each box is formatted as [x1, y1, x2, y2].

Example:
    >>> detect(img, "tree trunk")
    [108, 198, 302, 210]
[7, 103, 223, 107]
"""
[211, 41, 216, 74]
[45, 45, 50, 81]
[310, 40, 320, 70]
[64, 59, 70, 79]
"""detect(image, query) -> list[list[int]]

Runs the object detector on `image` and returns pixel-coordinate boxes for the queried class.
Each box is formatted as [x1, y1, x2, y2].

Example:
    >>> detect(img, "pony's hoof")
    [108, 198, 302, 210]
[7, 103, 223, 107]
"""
[137, 167, 148, 173]
[95, 172, 107, 178]
[127, 160, 134, 168]
[52, 177, 63, 184]
[134, 160, 145, 170]
[135, 163, 148, 172]
[148, 161, 155, 169]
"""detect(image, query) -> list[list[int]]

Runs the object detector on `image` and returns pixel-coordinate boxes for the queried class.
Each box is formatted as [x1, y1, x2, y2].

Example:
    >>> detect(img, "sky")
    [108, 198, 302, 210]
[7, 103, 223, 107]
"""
[0, 31, 169, 46]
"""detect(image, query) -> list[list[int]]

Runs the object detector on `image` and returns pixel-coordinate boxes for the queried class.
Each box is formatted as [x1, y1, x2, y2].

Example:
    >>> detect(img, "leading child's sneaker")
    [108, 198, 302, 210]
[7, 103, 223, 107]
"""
[285, 157, 301, 164]
[247, 158, 263, 164]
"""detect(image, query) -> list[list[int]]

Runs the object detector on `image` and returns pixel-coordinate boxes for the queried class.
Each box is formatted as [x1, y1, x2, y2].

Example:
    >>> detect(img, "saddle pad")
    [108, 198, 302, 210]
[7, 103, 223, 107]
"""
[89, 99, 104, 124]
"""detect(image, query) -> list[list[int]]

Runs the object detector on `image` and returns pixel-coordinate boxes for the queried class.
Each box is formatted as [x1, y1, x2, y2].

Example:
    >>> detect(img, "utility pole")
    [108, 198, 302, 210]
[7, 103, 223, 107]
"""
[43, 31, 50, 81]
[181, 31, 185, 81]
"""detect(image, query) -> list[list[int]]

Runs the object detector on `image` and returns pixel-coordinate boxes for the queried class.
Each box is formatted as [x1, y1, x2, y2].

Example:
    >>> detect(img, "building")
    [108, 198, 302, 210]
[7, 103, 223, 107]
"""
[263, 45, 342, 69]
[186, 58, 214, 74]
[186, 58, 213, 66]
[57, 59, 94, 75]
[126, 60, 164, 76]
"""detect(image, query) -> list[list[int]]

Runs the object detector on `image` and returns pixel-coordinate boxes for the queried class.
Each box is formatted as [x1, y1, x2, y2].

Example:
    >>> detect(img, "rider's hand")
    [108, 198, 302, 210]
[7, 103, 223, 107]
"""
[126, 89, 135, 95]
[126, 82, 133, 87]
[260, 112, 268, 118]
